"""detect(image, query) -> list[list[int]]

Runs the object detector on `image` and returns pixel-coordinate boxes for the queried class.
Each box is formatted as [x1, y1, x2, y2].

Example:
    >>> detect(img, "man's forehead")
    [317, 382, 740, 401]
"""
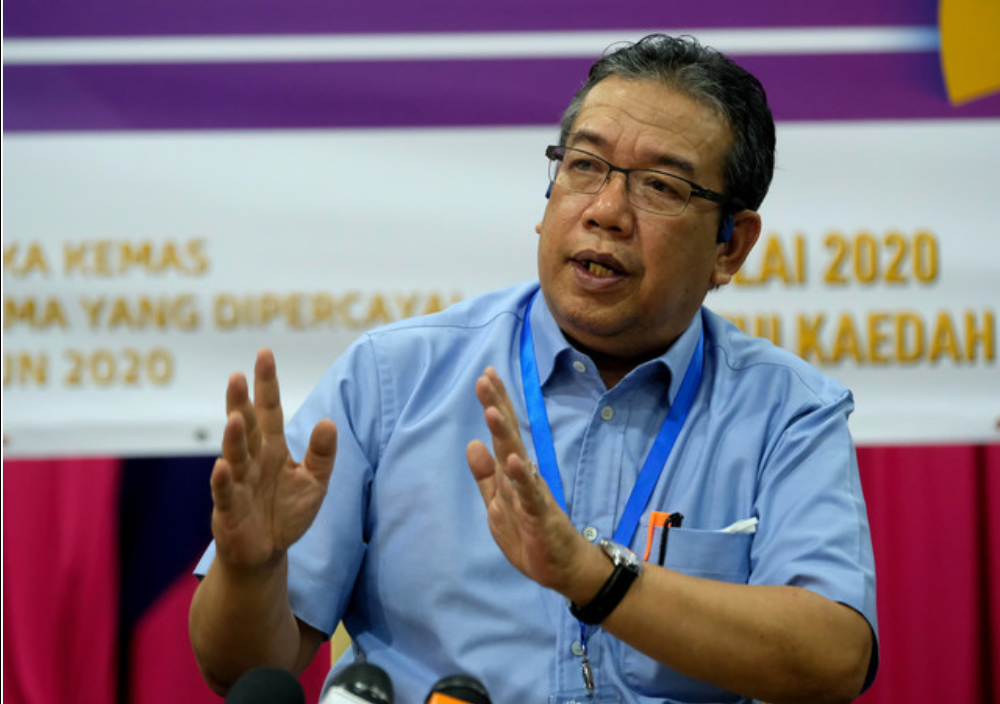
[568, 77, 731, 179]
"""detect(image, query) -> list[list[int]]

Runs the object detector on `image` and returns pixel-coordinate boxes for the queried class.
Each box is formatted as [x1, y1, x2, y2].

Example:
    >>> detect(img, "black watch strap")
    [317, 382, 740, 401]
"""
[568, 560, 640, 625]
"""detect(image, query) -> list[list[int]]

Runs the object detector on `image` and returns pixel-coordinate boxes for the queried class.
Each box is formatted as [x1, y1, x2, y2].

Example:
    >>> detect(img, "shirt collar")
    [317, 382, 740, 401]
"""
[527, 287, 703, 405]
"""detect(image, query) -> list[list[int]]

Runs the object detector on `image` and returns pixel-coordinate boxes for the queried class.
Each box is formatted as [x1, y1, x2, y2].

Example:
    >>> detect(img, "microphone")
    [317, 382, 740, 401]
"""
[424, 674, 492, 704]
[224, 666, 305, 704]
[320, 662, 394, 704]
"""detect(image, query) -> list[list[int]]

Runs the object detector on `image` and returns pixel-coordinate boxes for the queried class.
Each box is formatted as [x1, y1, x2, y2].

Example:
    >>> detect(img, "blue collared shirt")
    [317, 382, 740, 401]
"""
[197, 281, 877, 704]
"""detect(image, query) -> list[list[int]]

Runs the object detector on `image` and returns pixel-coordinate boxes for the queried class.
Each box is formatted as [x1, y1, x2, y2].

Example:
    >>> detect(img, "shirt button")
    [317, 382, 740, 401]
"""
[571, 640, 585, 657]
[600, 406, 614, 421]
[572, 360, 586, 373]
[583, 526, 599, 542]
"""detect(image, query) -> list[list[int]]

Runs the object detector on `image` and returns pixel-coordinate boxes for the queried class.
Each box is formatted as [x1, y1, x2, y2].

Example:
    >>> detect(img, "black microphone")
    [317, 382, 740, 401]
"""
[424, 674, 492, 704]
[225, 666, 306, 704]
[320, 662, 394, 704]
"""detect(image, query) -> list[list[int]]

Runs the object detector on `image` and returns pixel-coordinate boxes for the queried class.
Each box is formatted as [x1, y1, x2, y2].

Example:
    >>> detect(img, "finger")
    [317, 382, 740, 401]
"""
[221, 410, 253, 483]
[504, 452, 547, 517]
[209, 457, 234, 512]
[466, 439, 498, 503]
[225, 371, 249, 415]
[486, 428, 529, 515]
[475, 367, 517, 426]
[226, 371, 262, 456]
[484, 367, 521, 427]
[253, 349, 286, 444]
[474, 368, 533, 511]
[470, 437, 523, 532]
[482, 400, 527, 483]
[476, 371, 527, 469]
[301, 418, 338, 487]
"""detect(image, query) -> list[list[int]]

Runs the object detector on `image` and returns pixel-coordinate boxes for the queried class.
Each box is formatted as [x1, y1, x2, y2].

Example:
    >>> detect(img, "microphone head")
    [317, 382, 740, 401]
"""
[225, 666, 305, 704]
[425, 674, 492, 704]
[329, 662, 394, 704]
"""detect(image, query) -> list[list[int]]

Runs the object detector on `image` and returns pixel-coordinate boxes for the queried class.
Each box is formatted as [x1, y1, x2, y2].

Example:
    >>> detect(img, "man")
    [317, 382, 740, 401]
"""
[190, 34, 877, 703]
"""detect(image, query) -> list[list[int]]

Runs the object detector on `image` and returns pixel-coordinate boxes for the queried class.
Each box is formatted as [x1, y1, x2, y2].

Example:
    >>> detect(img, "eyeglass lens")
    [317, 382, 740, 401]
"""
[548, 148, 693, 216]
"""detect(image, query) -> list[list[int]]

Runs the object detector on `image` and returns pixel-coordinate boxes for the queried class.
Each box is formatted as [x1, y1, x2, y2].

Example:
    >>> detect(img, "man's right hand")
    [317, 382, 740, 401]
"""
[190, 349, 334, 693]
[210, 348, 337, 572]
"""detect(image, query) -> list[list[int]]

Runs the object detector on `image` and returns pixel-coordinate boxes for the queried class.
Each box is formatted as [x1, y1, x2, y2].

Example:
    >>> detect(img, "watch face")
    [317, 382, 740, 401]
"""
[599, 540, 642, 573]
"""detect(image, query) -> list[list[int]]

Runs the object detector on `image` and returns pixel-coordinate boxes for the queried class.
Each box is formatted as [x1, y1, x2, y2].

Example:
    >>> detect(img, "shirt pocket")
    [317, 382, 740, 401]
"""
[659, 528, 752, 581]
[617, 529, 752, 699]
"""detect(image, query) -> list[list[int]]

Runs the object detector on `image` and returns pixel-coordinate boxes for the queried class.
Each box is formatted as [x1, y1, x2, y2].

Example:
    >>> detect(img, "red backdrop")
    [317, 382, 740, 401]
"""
[4, 444, 999, 703]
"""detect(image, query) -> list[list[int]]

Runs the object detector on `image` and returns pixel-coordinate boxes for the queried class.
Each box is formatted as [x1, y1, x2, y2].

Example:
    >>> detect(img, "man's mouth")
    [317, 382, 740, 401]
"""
[576, 252, 626, 279]
[586, 261, 619, 278]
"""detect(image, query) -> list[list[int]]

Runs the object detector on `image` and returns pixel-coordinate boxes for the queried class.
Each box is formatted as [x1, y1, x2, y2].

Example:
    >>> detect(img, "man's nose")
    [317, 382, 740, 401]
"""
[583, 172, 634, 235]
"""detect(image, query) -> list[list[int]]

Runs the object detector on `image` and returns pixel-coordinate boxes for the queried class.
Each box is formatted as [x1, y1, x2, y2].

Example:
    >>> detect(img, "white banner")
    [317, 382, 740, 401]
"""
[3, 121, 998, 456]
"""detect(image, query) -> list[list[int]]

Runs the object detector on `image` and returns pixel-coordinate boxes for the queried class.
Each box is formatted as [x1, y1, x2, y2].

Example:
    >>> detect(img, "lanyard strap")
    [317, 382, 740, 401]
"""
[519, 294, 704, 547]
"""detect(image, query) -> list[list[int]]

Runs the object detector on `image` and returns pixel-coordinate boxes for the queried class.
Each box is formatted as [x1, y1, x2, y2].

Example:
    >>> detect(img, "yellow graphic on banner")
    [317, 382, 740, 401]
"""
[940, 0, 1000, 104]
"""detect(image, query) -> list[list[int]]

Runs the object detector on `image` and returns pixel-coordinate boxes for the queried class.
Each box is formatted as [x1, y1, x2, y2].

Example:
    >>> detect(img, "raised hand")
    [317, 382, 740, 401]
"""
[209, 349, 337, 572]
[465, 367, 594, 595]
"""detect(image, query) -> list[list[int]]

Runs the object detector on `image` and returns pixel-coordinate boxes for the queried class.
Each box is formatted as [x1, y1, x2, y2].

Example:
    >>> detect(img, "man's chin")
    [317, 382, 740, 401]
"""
[551, 305, 632, 350]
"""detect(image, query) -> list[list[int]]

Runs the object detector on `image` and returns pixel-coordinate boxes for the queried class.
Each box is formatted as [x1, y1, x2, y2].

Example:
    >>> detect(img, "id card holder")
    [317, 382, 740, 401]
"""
[549, 685, 622, 704]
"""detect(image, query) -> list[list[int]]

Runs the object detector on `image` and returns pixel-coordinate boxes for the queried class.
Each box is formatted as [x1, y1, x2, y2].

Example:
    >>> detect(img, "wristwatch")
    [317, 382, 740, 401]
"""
[569, 539, 643, 625]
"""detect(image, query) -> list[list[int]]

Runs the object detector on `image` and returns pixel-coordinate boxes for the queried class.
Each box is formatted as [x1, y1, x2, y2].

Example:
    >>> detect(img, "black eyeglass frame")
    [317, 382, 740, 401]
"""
[545, 145, 737, 215]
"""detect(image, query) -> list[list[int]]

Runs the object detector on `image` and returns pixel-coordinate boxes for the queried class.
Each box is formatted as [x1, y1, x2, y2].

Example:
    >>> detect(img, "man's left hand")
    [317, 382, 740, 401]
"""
[466, 366, 599, 596]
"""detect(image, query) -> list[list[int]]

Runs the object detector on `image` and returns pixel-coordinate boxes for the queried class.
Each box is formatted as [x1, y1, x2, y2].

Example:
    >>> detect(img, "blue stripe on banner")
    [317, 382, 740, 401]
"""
[4, 52, 999, 133]
[4, 0, 939, 38]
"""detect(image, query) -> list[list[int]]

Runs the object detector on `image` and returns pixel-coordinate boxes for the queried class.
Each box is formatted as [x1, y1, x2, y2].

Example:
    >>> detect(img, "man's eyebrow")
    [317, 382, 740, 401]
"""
[566, 130, 697, 177]
[649, 153, 697, 178]
[566, 130, 609, 151]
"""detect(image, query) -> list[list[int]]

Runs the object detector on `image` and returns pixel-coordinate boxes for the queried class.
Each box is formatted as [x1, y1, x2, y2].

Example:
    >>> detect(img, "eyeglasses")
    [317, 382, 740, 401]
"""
[545, 145, 730, 217]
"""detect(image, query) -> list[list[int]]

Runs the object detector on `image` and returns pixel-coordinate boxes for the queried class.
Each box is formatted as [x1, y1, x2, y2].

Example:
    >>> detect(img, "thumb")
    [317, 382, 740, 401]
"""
[301, 418, 337, 486]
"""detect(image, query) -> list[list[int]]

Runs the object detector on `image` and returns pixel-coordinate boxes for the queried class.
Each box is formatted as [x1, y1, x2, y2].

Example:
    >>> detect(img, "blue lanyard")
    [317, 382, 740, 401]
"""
[519, 294, 704, 548]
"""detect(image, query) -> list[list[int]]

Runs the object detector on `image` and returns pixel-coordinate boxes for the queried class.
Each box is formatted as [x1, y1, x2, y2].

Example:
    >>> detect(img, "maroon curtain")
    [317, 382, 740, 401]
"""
[856, 444, 1000, 703]
[4, 458, 121, 703]
[2, 457, 330, 704]
[4, 445, 999, 703]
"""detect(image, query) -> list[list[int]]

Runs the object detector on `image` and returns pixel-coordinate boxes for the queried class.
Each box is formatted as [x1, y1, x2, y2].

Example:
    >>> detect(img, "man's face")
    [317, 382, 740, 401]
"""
[537, 76, 736, 362]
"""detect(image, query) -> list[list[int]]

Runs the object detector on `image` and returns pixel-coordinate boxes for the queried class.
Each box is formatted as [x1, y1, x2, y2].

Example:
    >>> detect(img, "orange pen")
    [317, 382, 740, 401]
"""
[643, 511, 673, 561]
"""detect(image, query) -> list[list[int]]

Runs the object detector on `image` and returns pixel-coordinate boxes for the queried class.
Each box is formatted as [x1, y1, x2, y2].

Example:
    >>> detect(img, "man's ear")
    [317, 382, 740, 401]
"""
[711, 209, 761, 287]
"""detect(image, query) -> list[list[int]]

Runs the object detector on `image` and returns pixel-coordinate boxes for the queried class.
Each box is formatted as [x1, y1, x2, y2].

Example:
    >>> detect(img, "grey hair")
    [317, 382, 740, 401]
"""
[558, 34, 776, 213]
